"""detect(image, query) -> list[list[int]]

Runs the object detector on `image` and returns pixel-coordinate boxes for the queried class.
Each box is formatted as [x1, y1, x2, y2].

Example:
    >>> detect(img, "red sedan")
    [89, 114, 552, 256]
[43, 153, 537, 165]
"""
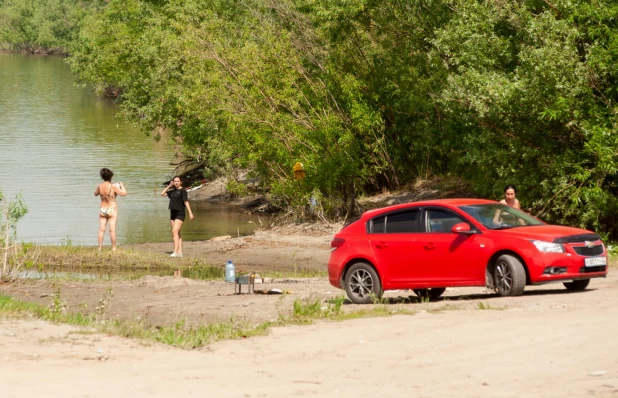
[328, 199, 608, 304]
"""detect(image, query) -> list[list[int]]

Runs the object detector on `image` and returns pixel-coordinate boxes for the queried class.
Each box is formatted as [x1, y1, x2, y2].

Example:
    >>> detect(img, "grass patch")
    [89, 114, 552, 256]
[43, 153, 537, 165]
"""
[0, 291, 270, 348]
[0, 291, 92, 325]
[282, 295, 414, 324]
[259, 269, 328, 279]
[477, 301, 505, 310]
[0, 292, 415, 349]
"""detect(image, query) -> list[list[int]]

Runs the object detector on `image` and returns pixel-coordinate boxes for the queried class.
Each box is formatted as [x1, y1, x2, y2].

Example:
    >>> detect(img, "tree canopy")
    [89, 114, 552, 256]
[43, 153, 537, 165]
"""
[3, 0, 618, 237]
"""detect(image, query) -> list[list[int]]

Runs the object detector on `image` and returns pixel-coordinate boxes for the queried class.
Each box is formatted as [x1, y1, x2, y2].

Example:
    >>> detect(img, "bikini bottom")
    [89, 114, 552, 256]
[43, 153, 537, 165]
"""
[100, 206, 115, 217]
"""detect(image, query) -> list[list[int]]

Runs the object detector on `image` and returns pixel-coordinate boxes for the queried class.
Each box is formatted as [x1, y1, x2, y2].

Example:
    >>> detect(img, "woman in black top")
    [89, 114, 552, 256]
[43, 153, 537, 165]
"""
[160, 176, 194, 257]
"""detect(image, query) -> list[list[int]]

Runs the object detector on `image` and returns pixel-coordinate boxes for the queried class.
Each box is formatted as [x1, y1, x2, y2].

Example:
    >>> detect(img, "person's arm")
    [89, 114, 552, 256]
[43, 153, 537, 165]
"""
[492, 209, 501, 226]
[114, 182, 128, 197]
[94, 186, 100, 196]
[160, 181, 174, 196]
[514, 198, 521, 210]
[185, 200, 194, 220]
[182, 190, 194, 220]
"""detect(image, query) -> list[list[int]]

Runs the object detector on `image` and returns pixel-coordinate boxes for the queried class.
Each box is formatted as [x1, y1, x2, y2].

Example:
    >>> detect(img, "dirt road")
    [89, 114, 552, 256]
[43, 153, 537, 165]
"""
[1, 271, 617, 397]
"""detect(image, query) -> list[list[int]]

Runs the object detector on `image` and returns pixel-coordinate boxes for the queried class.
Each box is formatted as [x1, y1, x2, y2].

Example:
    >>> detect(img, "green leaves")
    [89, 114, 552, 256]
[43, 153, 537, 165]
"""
[0, 0, 98, 54]
[14, 0, 617, 235]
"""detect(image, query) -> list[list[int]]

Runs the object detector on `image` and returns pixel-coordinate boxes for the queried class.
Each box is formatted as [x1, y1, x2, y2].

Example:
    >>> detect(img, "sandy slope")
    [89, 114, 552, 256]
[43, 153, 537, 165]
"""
[1, 272, 617, 397]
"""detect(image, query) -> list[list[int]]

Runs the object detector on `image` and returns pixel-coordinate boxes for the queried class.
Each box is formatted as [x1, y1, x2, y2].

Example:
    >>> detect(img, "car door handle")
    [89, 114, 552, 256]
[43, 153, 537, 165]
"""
[424, 243, 436, 250]
[375, 242, 388, 249]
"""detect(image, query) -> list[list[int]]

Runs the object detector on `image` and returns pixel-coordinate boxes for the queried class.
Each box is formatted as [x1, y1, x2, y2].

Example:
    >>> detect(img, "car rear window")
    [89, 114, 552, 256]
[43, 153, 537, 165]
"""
[368, 209, 420, 233]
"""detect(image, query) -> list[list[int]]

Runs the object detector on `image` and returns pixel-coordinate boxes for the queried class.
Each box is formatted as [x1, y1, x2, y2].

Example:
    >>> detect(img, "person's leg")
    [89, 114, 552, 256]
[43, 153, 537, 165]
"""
[169, 219, 176, 255]
[98, 215, 107, 250]
[178, 224, 183, 255]
[172, 219, 184, 255]
[109, 211, 118, 251]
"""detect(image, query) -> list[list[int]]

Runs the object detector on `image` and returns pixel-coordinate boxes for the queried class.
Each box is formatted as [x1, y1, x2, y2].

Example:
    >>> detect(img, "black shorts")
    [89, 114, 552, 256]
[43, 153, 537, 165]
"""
[170, 209, 186, 221]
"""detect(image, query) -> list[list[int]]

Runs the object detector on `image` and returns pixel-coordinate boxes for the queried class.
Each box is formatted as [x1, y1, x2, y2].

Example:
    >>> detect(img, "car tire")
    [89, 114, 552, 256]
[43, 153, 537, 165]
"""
[493, 254, 526, 296]
[344, 262, 382, 304]
[563, 279, 590, 291]
[413, 288, 446, 301]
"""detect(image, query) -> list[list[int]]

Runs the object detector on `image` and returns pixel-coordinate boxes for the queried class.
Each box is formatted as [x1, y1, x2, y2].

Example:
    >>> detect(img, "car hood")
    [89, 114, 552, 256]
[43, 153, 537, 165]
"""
[492, 225, 599, 241]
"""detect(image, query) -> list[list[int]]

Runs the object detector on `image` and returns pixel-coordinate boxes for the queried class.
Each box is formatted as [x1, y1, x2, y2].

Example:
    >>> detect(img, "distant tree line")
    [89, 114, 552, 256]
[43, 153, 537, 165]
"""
[0, 0, 104, 54]
[3, 0, 618, 238]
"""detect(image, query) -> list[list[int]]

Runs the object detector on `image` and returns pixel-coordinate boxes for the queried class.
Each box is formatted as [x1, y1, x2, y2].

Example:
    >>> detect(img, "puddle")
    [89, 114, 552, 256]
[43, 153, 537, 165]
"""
[18, 266, 223, 281]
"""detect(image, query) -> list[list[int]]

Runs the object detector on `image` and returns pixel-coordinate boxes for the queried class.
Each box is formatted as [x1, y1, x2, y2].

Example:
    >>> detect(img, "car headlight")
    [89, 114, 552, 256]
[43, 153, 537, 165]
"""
[530, 240, 564, 253]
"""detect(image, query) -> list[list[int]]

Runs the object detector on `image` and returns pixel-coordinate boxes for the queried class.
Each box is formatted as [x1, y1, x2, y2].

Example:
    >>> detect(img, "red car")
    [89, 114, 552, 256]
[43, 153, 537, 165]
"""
[328, 199, 608, 304]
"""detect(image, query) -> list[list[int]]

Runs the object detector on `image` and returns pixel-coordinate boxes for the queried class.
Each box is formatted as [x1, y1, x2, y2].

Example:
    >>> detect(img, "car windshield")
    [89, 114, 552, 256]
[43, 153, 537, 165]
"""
[459, 204, 545, 230]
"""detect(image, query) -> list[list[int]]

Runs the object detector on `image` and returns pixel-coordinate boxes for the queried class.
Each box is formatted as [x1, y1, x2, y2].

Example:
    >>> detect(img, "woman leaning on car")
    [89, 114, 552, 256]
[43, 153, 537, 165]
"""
[493, 184, 523, 226]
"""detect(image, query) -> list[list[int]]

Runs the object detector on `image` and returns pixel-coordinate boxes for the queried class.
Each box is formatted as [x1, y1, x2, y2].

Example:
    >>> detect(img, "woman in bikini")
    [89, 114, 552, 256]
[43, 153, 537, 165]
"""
[94, 168, 127, 251]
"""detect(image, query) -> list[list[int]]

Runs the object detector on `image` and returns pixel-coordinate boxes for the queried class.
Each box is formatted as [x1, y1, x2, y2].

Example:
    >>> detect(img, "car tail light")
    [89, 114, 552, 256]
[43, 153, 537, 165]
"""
[331, 237, 345, 251]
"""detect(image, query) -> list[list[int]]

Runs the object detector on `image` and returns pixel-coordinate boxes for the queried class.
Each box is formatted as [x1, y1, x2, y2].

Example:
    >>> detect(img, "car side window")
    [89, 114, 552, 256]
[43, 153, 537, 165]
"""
[368, 209, 420, 233]
[385, 210, 420, 233]
[426, 209, 465, 233]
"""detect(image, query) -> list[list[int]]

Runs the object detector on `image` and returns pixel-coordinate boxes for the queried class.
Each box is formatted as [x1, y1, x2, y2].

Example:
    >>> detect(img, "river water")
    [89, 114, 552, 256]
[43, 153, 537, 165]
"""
[0, 53, 262, 245]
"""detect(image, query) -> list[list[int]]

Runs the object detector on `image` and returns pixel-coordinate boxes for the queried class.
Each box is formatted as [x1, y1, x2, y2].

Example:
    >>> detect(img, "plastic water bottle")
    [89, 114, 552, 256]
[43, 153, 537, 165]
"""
[225, 260, 235, 282]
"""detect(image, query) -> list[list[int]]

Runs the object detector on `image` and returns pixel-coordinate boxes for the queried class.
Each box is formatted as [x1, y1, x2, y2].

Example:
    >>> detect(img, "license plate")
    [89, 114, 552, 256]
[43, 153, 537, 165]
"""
[585, 257, 607, 266]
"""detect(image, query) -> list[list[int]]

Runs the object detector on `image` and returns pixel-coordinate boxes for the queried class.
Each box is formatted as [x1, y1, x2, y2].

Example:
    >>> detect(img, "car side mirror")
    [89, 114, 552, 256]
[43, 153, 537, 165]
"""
[452, 222, 475, 235]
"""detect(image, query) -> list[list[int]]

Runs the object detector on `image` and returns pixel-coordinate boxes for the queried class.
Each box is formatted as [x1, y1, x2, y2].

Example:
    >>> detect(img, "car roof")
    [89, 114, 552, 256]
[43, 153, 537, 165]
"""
[361, 198, 498, 219]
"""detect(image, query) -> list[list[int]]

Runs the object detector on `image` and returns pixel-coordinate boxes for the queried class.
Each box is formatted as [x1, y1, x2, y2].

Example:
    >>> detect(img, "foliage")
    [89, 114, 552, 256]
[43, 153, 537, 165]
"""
[0, 0, 100, 54]
[5, 0, 618, 236]
[0, 189, 40, 280]
[430, 0, 618, 237]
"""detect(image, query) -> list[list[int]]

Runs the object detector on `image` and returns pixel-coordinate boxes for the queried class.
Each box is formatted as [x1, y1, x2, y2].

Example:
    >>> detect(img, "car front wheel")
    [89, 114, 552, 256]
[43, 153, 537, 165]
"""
[493, 254, 526, 297]
[563, 279, 590, 291]
[344, 262, 382, 304]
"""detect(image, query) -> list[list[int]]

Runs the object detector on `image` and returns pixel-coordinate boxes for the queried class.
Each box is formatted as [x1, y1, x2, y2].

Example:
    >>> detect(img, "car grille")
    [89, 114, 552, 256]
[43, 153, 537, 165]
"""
[572, 245, 604, 256]
[579, 266, 607, 273]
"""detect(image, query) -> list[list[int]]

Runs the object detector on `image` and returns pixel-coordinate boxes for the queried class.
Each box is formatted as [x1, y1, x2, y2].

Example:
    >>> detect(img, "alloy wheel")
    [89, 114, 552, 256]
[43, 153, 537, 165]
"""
[495, 261, 512, 292]
[349, 269, 374, 300]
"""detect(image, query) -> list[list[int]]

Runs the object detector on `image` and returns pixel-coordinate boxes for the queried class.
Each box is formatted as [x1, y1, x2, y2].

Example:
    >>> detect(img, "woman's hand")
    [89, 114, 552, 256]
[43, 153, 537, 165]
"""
[160, 181, 174, 196]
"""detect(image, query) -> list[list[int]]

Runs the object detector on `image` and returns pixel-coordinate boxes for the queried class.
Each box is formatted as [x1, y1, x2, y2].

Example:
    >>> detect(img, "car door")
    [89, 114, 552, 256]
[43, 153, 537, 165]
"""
[367, 208, 423, 288]
[418, 207, 486, 285]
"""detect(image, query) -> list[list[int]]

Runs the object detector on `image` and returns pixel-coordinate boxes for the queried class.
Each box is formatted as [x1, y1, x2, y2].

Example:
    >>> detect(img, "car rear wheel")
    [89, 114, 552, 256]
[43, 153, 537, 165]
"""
[563, 279, 590, 291]
[493, 255, 526, 297]
[344, 262, 382, 304]
[413, 288, 446, 301]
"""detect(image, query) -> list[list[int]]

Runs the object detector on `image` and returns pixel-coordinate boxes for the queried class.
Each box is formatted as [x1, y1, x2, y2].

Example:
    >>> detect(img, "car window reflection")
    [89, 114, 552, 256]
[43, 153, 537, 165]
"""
[459, 204, 544, 230]
[426, 209, 465, 233]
